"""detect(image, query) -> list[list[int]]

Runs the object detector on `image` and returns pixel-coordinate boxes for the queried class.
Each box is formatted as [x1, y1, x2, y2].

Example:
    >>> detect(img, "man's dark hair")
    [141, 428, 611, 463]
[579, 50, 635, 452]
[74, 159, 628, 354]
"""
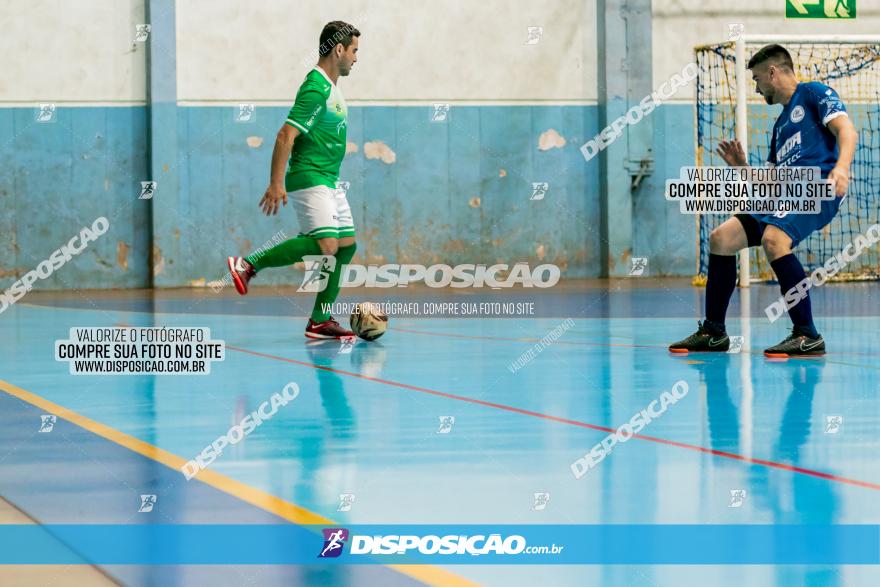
[747, 44, 794, 72]
[319, 21, 360, 57]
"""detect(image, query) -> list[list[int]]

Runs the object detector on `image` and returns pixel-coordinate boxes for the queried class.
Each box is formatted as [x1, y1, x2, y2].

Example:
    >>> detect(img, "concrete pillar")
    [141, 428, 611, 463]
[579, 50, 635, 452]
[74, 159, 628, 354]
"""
[596, 0, 653, 277]
[146, 0, 180, 287]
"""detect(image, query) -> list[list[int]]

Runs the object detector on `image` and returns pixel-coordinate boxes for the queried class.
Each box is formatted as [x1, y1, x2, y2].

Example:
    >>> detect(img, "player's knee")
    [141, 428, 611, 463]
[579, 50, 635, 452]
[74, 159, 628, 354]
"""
[708, 227, 728, 254]
[317, 239, 339, 256]
[761, 232, 790, 260]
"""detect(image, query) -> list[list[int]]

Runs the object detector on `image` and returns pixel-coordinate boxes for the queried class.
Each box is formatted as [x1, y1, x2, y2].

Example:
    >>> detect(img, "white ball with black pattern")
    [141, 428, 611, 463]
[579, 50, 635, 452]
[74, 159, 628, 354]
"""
[350, 302, 388, 341]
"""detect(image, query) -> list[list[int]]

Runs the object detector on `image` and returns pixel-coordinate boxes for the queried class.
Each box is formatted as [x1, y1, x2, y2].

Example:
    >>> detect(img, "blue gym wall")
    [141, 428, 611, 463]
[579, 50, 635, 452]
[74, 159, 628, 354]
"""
[174, 104, 605, 286]
[0, 102, 699, 291]
[0, 107, 151, 290]
[635, 104, 698, 277]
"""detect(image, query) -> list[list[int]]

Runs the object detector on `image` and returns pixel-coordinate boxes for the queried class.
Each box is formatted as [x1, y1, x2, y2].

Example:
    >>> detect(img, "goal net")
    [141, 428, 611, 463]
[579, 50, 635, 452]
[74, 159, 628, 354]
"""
[694, 36, 880, 284]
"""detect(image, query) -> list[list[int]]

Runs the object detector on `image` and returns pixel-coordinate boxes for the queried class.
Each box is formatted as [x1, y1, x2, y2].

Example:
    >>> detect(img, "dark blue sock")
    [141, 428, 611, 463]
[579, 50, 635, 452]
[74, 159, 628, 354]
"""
[770, 254, 819, 338]
[704, 254, 737, 333]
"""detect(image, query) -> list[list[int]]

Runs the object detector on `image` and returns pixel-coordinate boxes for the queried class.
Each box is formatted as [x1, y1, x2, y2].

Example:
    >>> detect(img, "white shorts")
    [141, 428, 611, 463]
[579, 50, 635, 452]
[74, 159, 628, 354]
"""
[290, 185, 355, 239]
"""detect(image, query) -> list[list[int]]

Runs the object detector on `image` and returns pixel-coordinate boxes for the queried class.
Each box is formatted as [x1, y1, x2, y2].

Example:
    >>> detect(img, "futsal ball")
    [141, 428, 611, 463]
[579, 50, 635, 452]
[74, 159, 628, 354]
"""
[350, 302, 388, 341]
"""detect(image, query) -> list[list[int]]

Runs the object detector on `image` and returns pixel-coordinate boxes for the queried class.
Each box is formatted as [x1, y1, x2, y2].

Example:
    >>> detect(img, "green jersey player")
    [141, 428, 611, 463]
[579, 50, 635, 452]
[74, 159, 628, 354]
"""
[227, 21, 359, 339]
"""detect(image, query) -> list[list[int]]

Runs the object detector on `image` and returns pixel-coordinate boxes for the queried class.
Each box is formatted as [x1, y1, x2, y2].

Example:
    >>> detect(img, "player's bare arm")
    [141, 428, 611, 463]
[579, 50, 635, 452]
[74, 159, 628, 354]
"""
[259, 124, 300, 216]
[716, 139, 748, 167]
[827, 115, 858, 197]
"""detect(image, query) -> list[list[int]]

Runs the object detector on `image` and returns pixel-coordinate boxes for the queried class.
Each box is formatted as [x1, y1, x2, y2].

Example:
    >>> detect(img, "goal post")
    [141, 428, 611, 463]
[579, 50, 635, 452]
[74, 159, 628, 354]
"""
[735, 36, 750, 287]
[694, 34, 880, 286]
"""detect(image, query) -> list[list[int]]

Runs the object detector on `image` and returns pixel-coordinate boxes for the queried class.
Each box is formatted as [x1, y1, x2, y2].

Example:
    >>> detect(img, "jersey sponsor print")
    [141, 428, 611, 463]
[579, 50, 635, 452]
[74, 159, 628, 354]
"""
[285, 66, 348, 192]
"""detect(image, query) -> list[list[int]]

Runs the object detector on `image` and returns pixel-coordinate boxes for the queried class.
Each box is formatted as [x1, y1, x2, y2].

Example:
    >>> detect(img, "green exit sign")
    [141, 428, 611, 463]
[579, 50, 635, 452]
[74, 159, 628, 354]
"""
[787, 0, 856, 18]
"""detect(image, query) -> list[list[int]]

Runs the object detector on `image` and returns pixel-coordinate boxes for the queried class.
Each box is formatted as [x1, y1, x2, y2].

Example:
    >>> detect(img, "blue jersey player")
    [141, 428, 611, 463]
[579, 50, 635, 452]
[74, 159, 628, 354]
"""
[670, 44, 858, 357]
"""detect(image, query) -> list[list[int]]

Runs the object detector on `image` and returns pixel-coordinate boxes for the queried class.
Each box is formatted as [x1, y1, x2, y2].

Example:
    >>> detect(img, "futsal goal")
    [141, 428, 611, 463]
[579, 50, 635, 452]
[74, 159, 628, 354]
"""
[694, 35, 880, 286]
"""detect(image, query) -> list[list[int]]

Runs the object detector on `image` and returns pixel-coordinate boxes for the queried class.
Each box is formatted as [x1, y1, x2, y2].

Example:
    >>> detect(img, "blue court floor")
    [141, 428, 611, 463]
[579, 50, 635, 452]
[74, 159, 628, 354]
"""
[1, 280, 878, 586]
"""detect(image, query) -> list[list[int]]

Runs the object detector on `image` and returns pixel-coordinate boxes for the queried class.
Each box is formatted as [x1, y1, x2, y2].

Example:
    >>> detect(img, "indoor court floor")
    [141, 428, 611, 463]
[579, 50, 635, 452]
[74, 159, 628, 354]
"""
[1, 281, 878, 586]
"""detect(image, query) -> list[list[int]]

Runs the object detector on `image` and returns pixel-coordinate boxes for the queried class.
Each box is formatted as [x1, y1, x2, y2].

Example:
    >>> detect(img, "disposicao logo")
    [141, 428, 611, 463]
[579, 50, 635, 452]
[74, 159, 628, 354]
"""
[319, 528, 349, 558]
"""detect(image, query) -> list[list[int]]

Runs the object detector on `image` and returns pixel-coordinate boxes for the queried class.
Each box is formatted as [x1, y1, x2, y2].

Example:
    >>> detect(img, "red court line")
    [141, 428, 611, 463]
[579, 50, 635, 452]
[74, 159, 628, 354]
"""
[390, 326, 659, 349]
[390, 326, 880, 364]
[226, 344, 880, 492]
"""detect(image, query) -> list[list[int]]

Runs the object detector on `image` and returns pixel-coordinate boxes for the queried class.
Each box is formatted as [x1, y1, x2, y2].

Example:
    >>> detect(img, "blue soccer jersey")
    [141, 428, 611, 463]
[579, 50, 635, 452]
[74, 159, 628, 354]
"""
[767, 81, 847, 175]
[753, 81, 849, 247]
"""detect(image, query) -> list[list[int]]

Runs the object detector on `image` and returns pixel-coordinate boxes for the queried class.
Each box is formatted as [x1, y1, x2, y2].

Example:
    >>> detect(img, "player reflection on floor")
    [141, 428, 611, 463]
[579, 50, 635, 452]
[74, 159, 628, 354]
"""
[226, 340, 389, 585]
[229, 340, 387, 507]
[304, 339, 387, 435]
[684, 356, 841, 585]
[300, 340, 387, 520]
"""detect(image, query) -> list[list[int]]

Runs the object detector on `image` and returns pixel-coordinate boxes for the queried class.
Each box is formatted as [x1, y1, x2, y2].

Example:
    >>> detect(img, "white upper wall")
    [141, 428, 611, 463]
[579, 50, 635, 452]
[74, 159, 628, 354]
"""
[653, 0, 880, 101]
[176, 0, 597, 103]
[0, 0, 146, 102]
[10, 1, 875, 106]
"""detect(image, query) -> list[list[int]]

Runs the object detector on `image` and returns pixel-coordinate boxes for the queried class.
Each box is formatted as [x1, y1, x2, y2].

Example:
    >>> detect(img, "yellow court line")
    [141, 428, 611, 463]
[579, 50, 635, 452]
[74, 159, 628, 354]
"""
[0, 378, 480, 587]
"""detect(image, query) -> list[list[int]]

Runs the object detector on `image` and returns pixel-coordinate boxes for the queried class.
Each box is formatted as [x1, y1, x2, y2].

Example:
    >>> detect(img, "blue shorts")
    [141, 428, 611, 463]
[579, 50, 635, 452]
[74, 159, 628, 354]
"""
[742, 196, 844, 248]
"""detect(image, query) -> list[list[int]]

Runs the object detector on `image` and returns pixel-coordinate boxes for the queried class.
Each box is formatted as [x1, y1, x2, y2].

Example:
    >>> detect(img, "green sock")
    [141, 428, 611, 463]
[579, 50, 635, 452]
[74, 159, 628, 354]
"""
[310, 243, 357, 322]
[246, 236, 322, 272]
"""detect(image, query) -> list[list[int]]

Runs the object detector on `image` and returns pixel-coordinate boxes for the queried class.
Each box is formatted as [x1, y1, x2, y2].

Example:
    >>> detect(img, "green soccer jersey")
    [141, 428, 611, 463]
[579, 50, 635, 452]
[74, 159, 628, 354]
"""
[284, 66, 348, 192]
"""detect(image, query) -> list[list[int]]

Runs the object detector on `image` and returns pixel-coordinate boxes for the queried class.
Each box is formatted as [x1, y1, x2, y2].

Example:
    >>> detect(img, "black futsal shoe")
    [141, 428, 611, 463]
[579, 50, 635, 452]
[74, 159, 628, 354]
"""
[669, 321, 730, 354]
[764, 329, 825, 358]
